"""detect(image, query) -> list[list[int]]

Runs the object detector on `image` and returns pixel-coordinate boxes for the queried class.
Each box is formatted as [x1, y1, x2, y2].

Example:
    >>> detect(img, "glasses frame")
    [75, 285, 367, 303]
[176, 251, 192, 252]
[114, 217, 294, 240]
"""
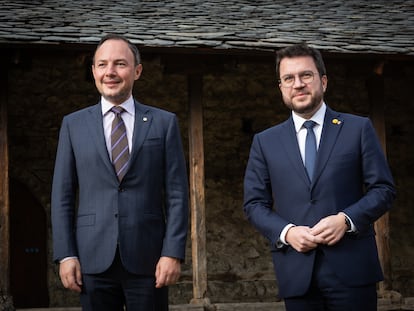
[279, 70, 319, 88]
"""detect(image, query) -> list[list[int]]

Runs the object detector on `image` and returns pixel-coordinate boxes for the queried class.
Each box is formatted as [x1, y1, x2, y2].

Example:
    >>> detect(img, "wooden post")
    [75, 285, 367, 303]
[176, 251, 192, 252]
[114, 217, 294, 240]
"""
[0, 57, 14, 309]
[188, 74, 210, 305]
[366, 61, 392, 294]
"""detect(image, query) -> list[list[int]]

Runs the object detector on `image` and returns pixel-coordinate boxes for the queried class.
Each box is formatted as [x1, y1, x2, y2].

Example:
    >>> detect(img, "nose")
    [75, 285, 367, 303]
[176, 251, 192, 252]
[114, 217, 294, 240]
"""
[105, 64, 117, 76]
[292, 75, 305, 88]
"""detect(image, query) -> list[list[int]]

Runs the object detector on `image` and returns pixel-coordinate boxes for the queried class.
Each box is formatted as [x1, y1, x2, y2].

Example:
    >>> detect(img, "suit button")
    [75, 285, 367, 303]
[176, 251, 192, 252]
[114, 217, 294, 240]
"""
[118, 187, 124, 192]
[114, 213, 118, 218]
[310, 199, 316, 204]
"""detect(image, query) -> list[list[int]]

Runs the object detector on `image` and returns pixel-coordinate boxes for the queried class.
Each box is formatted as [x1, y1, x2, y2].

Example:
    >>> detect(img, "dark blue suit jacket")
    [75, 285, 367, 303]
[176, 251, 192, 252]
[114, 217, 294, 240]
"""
[52, 100, 188, 275]
[243, 107, 395, 298]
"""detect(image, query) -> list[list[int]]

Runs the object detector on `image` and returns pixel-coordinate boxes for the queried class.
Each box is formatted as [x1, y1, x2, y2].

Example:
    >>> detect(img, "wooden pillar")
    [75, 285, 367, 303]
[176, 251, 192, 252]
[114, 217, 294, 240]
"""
[188, 74, 210, 305]
[0, 57, 14, 309]
[366, 61, 392, 294]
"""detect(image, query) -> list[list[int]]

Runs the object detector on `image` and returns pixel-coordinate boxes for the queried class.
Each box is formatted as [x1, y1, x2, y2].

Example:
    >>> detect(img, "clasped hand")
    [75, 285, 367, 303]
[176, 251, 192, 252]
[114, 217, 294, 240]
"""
[285, 213, 348, 253]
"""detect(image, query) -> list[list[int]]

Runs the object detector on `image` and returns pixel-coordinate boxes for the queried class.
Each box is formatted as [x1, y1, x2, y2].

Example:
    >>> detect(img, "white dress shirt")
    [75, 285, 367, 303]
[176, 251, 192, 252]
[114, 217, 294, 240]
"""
[292, 103, 326, 164]
[101, 96, 135, 159]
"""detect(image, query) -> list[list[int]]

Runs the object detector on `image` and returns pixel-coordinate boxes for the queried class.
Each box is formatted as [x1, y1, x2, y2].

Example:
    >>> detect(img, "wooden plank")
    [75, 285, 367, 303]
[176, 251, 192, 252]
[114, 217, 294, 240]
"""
[366, 61, 392, 294]
[0, 58, 13, 307]
[187, 74, 210, 305]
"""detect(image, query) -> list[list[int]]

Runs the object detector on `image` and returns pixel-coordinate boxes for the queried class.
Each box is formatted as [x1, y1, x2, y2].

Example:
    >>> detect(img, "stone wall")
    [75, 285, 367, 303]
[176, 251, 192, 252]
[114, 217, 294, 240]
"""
[6, 48, 414, 307]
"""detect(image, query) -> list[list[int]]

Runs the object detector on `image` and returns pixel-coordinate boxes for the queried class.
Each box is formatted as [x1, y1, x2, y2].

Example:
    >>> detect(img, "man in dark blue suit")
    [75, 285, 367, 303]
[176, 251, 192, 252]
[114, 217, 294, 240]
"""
[51, 34, 188, 310]
[243, 43, 395, 310]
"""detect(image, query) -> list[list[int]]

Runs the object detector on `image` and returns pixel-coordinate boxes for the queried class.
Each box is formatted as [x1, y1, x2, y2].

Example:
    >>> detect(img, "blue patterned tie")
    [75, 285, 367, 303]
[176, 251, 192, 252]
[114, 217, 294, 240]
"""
[111, 106, 129, 181]
[303, 120, 317, 181]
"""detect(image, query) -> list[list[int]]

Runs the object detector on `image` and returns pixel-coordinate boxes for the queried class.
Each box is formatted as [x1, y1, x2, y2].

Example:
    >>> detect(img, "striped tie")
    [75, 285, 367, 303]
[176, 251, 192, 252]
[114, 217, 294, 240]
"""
[111, 106, 129, 181]
[303, 120, 317, 181]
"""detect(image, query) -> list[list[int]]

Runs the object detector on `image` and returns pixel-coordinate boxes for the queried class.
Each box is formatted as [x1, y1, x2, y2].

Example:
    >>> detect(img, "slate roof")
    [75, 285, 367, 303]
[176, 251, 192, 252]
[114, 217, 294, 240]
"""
[1, 0, 413, 56]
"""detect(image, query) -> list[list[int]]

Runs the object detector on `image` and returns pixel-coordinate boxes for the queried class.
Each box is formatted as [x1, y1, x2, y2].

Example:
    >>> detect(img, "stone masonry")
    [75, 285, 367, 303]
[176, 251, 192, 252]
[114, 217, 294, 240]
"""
[5, 47, 414, 307]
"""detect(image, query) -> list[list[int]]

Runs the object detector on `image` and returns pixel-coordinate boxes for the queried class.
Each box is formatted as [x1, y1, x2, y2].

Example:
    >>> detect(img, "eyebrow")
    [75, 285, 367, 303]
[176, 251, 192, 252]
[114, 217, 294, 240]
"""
[95, 58, 130, 64]
[281, 70, 314, 77]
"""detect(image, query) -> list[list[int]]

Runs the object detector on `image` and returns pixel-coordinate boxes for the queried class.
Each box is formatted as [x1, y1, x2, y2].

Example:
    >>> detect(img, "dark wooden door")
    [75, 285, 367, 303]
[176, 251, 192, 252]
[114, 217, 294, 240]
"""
[10, 179, 49, 308]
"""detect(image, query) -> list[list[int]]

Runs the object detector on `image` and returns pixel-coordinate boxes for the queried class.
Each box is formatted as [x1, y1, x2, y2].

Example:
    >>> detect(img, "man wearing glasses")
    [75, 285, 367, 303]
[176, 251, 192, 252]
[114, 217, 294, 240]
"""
[243, 43, 395, 310]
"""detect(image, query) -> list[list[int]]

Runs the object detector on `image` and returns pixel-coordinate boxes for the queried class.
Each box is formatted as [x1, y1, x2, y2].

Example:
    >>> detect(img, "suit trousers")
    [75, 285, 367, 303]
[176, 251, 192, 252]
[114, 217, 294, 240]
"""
[283, 250, 377, 311]
[80, 248, 168, 311]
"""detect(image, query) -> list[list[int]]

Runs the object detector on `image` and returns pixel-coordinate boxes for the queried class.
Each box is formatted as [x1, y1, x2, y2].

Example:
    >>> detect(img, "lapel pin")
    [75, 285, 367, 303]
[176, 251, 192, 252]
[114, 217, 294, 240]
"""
[332, 118, 342, 125]
[143, 117, 148, 122]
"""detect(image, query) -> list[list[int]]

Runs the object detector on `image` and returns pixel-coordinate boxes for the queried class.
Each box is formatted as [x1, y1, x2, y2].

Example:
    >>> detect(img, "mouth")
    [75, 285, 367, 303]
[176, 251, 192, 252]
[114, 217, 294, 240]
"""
[293, 92, 309, 99]
[103, 80, 121, 87]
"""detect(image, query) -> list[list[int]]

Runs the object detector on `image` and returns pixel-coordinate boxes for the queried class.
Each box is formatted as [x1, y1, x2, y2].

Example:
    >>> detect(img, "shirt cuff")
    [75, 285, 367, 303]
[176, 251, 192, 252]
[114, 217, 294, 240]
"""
[341, 212, 356, 233]
[279, 224, 296, 246]
[60, 256, 78, 263]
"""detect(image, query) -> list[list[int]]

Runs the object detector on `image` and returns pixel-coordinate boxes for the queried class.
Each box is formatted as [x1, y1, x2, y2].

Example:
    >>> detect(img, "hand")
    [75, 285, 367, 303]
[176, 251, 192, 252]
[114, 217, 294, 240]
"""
[285, 226, 324, 253]
[155, 256, 181, 288]
[59, 258, 82, 293]
[310, 213, 348, 246]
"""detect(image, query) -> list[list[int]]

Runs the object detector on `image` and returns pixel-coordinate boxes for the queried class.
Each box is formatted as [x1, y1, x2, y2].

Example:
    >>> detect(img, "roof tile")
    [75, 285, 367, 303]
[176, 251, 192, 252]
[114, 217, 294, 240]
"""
[0, 0, 413, 56]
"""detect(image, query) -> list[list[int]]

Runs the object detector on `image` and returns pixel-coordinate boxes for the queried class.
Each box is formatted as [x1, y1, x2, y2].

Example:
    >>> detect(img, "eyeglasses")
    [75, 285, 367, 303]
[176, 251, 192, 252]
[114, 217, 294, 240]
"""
[279, 71, 318, 88]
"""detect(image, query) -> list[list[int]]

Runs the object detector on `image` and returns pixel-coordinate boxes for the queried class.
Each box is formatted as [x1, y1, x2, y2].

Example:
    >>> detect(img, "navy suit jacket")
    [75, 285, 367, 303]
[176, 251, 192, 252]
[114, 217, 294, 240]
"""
[52, 100, 188, 275]
[243, 106, 395, 298]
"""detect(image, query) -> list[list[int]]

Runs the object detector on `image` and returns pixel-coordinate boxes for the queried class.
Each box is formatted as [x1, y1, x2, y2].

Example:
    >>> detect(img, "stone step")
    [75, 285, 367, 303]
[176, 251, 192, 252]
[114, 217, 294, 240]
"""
[16, 302, 285, 311]
[15, 297, 414, 311]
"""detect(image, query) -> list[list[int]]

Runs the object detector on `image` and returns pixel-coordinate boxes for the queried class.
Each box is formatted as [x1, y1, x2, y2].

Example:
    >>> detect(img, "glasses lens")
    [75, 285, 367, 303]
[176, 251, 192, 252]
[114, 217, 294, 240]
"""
[281, 71, 315, 87]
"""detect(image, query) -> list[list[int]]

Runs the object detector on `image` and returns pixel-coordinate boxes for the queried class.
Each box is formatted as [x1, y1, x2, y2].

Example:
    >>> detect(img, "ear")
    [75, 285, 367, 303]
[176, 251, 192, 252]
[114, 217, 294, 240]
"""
[277, 81, 282, 91]
[321, 75, 328, 92]
[92, 64, 97, 78]
[135, 64, 143, 80]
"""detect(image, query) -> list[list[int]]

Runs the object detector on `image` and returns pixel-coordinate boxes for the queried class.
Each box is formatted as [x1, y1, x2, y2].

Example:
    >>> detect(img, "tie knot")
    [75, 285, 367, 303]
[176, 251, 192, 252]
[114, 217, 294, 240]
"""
[111, 106, 125, 116]
[303, 120, 316, 130]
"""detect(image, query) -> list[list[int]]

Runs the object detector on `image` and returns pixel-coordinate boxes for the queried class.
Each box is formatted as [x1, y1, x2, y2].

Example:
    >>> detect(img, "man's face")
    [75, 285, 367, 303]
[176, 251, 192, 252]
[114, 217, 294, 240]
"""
[92, 39, 142, 105]
[278, 56, 327, 119]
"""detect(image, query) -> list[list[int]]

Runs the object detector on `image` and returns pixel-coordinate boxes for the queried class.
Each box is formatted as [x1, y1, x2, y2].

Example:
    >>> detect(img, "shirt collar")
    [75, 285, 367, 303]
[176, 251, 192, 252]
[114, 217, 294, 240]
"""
[292, 102, 326, 133]
[101, 96, 135, 116]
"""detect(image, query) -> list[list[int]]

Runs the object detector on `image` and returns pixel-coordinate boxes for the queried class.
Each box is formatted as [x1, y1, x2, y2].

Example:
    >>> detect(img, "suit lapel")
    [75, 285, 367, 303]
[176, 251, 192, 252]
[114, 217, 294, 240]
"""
[86, 101, 153, 181]
[85, 104, 116, 176]
[128, 100, 152, 166]
[280, 118, 310, 186]
[312, 107, 343, 186]
[86, 100, 152, 181]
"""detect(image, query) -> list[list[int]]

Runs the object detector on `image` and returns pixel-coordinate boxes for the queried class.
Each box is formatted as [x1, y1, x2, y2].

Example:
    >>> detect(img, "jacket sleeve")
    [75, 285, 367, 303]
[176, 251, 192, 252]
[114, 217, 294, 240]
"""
[160, 115, 189, 260]
[51, 117, 79, 262]
[343, 118, 396, 231]
[243, 134, 290, 247]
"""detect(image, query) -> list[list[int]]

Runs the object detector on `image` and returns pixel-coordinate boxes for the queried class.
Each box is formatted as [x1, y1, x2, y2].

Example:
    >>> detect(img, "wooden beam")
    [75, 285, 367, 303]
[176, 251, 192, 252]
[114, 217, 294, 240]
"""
[188, 74, 210, 306]
[0, 58, 13, 308]
[366, 61, 392, 294]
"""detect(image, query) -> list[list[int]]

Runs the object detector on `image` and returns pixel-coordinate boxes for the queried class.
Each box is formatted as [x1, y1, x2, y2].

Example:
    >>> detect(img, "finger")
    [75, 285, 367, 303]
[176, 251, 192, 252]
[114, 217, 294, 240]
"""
[310, 221, 330, 236]
[76, 267, 83, 286]
[68, 282, 82, 293]
[155, 276, 166, 288]
[60, 266, 82, 292]
[155, 270, 167, 288]
[61, 277, 68, 289]
[155, 263, 164, 288]
[61, 272, 73, 289]
[309, 226, 323, 236]
[312, 234, 326, 244]
[66, 274, 76, 287]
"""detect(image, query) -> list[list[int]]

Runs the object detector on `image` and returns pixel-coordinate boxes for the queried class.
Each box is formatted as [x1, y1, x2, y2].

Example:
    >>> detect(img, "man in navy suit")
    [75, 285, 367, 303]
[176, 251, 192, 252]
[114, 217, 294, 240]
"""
[51, 34, 188, 310]
[243, 43, 395, 310]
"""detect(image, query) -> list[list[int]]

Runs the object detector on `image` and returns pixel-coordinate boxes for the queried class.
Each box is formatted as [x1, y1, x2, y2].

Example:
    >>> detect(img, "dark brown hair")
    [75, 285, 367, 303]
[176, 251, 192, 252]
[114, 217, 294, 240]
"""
[276, 43, 327, 79]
